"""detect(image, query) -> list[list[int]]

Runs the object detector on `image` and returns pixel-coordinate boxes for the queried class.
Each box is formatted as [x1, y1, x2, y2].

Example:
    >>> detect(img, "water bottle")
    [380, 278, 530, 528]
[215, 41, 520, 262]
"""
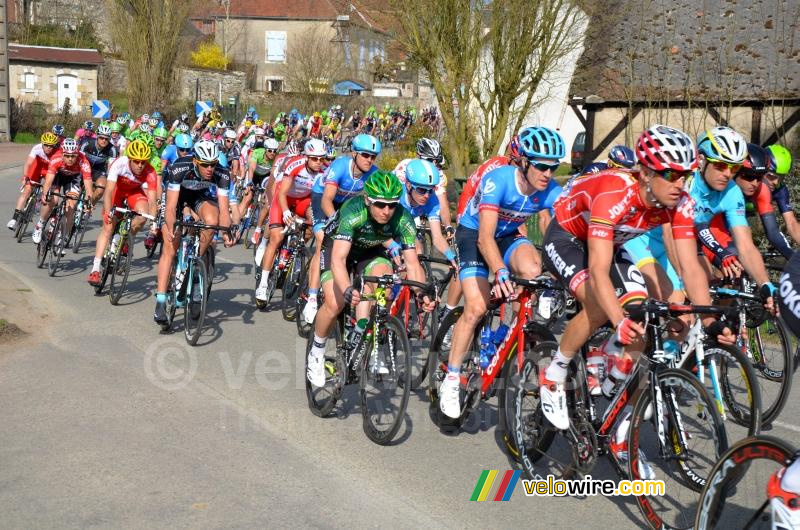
[586, 348, 606, 396]
[663, 339, 680, 360]
[492, 323, 510, 347]
[111, 233, 121, 254]
[348, 318, 369, 351]
[278, 247, 290, 269]
[479, 323, 496, 370]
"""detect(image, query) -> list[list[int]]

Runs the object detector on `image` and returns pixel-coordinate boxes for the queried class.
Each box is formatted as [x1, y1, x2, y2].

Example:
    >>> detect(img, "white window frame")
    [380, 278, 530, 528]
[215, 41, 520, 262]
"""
[265, 76, 284, 93]
[265, 31, 287, 63]
[22, 72, 36, 92]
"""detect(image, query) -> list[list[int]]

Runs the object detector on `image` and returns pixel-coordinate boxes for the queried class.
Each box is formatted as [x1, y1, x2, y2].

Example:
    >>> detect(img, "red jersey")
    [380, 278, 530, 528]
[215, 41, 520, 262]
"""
[456, 155, 509, 218]
[25, 143, 60, 182]
[747, 182, 774, 215]
[553, 169, 695, 246]
[107, 156, 157, 193]
[282, 156, 320, 199]
[47, 152, 92, 182]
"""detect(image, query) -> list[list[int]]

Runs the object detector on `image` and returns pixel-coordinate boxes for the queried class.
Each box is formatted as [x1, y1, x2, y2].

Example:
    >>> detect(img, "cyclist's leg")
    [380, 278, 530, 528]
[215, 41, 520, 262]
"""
[307, 239, 346, 385]
[62, 178, 82, 236]
[92, 175, 107, 206]
[196, 199, 220, 257]
[89, 189, 122, 279]
[505, 234, 542, 279]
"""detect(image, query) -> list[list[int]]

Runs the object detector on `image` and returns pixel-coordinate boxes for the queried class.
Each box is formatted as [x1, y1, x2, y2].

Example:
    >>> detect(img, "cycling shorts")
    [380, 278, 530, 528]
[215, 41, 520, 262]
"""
[268, 194, 310, 228]
[111, 187, 148, 210]
[91, 170, 108, 183]
[53, 173, 82, 196]
[456, 226, 534, 281]
[319, 242, 390, 285]
[624, 231, 683, 291]
[178, 188, 218, 214]
[542, 219, 647, 306]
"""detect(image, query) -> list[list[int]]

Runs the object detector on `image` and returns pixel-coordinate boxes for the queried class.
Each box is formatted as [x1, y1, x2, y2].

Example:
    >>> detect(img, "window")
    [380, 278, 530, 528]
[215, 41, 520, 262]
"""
[359, 39, 365, 69]
[202, 20, 213, 35]
[266, 31, 287, 63]
[266, 77, 283, 93]
[23, 72, 35, 91]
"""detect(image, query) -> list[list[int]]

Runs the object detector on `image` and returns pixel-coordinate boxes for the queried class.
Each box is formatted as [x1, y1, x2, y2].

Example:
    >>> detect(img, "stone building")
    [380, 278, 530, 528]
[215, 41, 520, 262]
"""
[9, 43, 102, 113]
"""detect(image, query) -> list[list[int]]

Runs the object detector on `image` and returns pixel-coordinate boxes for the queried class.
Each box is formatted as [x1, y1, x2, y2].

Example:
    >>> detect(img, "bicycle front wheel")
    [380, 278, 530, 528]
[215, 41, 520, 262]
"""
[109, 230, 134, 305]
[360, 315, 412, 445]
[628, 368, 728, 529]
[748, 316, 793, 426]
[47, 214, 67, 277]
[394, 292, 437, 390]
[72, 210, 88, 253]
[184, 259, 208, 345]
[281, 250, 304, 322]
[305, 323, 345, 417]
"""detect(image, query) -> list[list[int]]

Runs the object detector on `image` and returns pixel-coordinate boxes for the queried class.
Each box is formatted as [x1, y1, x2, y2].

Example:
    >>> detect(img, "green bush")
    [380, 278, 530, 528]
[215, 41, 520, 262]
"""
[12, 132, 37, 144]
[10, 22, 101, 50]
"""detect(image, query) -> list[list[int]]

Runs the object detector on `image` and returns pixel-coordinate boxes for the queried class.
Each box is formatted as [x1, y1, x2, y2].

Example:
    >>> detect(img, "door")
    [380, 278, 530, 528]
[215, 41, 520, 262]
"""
[56, 74, 78, 113]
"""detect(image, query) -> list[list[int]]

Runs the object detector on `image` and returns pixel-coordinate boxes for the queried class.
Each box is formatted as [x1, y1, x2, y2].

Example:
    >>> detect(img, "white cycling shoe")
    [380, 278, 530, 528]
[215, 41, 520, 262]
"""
[32, 227, 42, 244]
[255, 285, 269, 302]
[439, 375, 461, 419]
[307, 349, 326, 387]
[302, 298, 318, 325]
[539, 373, 570, 430]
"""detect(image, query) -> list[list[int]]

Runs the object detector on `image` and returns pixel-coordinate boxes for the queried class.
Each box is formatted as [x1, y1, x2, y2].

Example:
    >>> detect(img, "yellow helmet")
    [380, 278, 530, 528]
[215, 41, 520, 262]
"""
[126, 139, 152, 161]
[244, 120, 253, 128]
[41, 132, 59, 146]
[255, 119, 264, 127]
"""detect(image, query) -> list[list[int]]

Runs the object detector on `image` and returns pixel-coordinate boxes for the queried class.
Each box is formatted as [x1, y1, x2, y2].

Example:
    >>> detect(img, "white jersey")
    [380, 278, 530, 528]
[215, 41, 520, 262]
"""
[393, 158, 447, 195]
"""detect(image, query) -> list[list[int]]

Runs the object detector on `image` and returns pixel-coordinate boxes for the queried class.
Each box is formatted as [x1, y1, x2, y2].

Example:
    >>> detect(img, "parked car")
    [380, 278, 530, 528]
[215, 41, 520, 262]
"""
[571, 131, 586, 172]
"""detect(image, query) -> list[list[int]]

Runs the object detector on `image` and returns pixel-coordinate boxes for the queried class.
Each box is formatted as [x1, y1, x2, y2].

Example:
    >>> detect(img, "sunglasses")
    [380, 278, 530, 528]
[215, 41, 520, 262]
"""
[130, 159, 148, 165]
[532, 161, 560, 172]
[178, 148, 191, 155]
[266, 149, 276, 154]
[63, 153, 77, 158]
[224, 139, 234, 143]
[307, 156, 324, 162]
[369, 200, 397, 210]
[412, 186, 434, 195]
[707, 158, 742, 173]
[195, 160, 217, 168]
[654, 168, 692, 182]
[358, 152, 377, 160]
[737, 172, 762, 182]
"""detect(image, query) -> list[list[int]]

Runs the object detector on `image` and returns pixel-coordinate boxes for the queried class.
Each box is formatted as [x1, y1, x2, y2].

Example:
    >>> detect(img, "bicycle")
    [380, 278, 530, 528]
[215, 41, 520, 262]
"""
[305, 273, 424, 445]
[695, 435, 799, 529]
[279, 219, 312, 322]
[94, 206, 155, 305]
[160, 217, 231, 345]
[511, 299, 729, 529]
[14, 180, 43, 243]
[241, 184, 264, 250]
[428, 275, 558, 434]
[254, 218, 310, 312]
[70, 187, 92, 254]
[35, 192, 70, 276]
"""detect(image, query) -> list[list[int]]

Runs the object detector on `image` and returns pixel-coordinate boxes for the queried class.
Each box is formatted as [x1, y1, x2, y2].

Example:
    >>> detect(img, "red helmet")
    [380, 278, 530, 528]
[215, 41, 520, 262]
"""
[508, 135, 521, 159]
[635, 124, 698, 172]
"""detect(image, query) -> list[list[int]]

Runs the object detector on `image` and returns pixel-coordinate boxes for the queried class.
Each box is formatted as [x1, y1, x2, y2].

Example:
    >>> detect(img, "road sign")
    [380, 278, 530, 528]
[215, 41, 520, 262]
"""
[195, 100, 214, 117]
[228, 96, 236, 106]
[92, 99, 110, 119]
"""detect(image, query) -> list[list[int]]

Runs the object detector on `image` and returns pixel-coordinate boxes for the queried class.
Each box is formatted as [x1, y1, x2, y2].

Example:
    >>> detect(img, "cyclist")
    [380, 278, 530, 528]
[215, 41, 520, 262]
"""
[254, 139, 326, 308]
[79, 123, 119, 208]
[35, 138, 93, 246]
[306, 171, 434, 387]
[579, 144, 636, 175]
[439, 126, 564, 418]
[764, 144, 799, 243]
[240, 137, 278, 220]
[220, 129, 242, 181]
[87, 140, 157, 286]
[75, 120, 96, 143]
[7, 132, 61, 231]
[52, 124, 66, 145]
[153, 140, 234, 324]
[302, 134, 381, 324]
[393, 138, 453, 231]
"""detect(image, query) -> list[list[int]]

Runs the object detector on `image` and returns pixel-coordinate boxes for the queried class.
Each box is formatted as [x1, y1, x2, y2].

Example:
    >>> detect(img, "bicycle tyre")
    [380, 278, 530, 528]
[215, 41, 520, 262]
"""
[394, 292, 437, 390]
[694, 435, 796, 530]
[162, 267, 178, 332]
[72, 209, 88, 253]
[295, 262, 313, 338]
[427, 306, 472, 428]
[305, 322, 345, 417]
[15, 196, 33, 242]
[628, 368, 728, 530]
[281, 250, 304, 322]
[109, 230, 134, 306]
[36, 222, 50, 269]
[47, 213, 67, 277]
[146, 234, 159, 259]
[360, 315, 412, 445]
[749, 316, 793, 426]
[184, 259, 208, 346]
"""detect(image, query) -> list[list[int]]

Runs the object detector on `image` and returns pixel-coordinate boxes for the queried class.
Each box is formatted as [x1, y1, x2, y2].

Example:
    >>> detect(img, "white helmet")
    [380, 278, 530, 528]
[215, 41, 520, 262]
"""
[304, 138, 326, 157]
[253, 127, 265, 136]
[285, 141, 299, 156]
[635, 124, 698, 172]
[223, 129, 237, 140]
[697, 126, 748, 164]
[264, 138, 280, 150]
[194, 140, 220, 163]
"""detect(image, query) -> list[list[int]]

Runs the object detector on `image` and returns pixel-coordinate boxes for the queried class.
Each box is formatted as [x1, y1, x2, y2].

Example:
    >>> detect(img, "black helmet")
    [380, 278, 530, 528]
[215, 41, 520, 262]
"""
[741, 143, 769, 177]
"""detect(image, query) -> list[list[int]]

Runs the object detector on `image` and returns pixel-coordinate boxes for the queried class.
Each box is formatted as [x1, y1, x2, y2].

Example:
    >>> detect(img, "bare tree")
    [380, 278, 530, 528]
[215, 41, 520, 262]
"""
[110, 0, 191, 112]
[281, 25, 351, 109]
[215, 0, 248, 70]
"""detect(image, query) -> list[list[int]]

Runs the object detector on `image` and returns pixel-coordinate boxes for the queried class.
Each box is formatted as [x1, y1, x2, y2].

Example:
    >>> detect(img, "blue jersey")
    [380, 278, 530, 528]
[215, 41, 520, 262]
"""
[773, 184, 794, 214]
[161, 144, 179, 169]
[311, 155, 377, 203]
[400, 186, 441, 221]
[459, 165, 562, 237]
[687, 172, 748, 228]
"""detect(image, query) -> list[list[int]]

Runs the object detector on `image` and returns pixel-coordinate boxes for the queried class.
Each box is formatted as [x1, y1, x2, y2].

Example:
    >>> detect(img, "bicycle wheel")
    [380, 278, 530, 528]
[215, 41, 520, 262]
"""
[395, 292, 437, 390]
[184, 259, 208, 346]
[305, 323, 345, 417]
[628, 368, 728, 529]
[281, 250, 304, 322]
[500, 322, 557, 459]
[15, 197, 33, 242]
[161, 267, 178, 332]
[72, 209, 88, 253]
[109, 230, 134, 305]
[695, 435, 796, 530]
[47, 213, 67, 277]
[243, 208, 258, 249]
[295, 263, 313, 338]
[36, 223, 50, 269]
[748, 316, 793, 426]
[146, 232, 159, 259]
[360, 315, 412, 445]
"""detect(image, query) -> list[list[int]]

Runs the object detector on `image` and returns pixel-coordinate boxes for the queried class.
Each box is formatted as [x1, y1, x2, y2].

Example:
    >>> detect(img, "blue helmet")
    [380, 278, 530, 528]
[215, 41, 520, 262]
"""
[247, 106, 256, 114]
[581, 162, 608, 175]
[175, 133, 194, 150]
[151, 111, 162, 120]
[517, 126, 565, 161]
[405, 159, 440, 188]
[121, 112, 130, 120]
[352, 133, 381, 155]
[607, 145, 636, 168]
[52, 124, 65, 136]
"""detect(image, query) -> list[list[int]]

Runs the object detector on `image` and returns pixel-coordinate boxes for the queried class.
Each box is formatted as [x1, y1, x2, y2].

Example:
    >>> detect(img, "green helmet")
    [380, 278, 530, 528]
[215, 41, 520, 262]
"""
[767, 144, 793, 175]
[153, 127, 168, 139]
[363, 170, 403, 202]
[109, 122, 122, 133]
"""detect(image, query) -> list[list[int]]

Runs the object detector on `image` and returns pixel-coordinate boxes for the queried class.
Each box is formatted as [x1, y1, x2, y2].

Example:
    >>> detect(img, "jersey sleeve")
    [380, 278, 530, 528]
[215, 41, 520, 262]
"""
[425, 194, 442, 221]
[47, 157, 62, 174]
[106, 159, 122, 183]
[773, 185, 793, 214]
[214, 166, 231, 196]
[752, 184, 774, 215]
[477, 170, 504, 213]
[722, 185, 749, 228]
[669, 193, 696, 239]
[395, 209, 418, 247]
[587, 180, 634, 240]
[144, 166, 158, 190]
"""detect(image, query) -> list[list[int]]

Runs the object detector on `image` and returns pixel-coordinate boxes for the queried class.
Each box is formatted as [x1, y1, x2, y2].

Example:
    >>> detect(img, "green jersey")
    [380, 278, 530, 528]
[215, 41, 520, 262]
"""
[330, 196, 416, 254]
[249, 148, 273, 176]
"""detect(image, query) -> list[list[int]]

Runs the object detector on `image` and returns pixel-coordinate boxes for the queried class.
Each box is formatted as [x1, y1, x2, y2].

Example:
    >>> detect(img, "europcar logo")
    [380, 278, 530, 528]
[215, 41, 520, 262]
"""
[470, 470, 521, 501]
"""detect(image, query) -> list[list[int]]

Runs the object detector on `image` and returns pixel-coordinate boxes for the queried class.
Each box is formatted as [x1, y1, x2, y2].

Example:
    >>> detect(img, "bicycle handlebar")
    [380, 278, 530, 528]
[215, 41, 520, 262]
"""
[110, 206, 156, 221]
[360, 274, 435, 296]
[625, 299, 738, 321]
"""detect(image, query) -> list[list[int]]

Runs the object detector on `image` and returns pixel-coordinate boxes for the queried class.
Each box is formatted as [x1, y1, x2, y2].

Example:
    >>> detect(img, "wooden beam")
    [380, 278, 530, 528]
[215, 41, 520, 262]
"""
[751, 104, 763, 144]
[588, 107, 642, 161]
[569, 103, 588, 128]
[706, 106, 728, 127]
[763, 107, 800, 146]
[585, 106, 596, 162]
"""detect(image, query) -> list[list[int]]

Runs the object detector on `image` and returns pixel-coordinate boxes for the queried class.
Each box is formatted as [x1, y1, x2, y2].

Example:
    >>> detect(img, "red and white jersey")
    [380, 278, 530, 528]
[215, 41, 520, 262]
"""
[48, 153, 92, 181]
[26, 143, 58, 180]
[107, 156, 157, 193]
[457, 155, 509, 218]
[29, 143, 56, 163]
[282, 156, 322, 198]
[553, 169, 695, 246]
[273, 153, 298, 184]
[393, 158, 447, 196]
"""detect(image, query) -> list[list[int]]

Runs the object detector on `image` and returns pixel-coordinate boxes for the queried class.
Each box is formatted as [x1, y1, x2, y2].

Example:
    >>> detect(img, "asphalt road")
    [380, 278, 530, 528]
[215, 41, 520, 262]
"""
[1, 146, 799, 528]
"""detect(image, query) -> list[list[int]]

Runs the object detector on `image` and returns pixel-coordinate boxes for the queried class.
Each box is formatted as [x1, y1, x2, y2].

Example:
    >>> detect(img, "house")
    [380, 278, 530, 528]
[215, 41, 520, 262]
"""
[9, 44, 102, 113]
[192, 0, 392, 94]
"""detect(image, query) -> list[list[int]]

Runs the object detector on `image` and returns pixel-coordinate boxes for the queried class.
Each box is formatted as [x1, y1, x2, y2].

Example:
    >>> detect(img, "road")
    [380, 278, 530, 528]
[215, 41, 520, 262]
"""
[1, 145, 798, 528]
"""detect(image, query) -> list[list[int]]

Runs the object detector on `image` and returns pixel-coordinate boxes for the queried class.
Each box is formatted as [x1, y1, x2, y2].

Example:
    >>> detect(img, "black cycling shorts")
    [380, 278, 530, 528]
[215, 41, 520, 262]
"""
[178, 188, 218, 214]
[542, 219, 647, 306]
[319, 238, 390, 285]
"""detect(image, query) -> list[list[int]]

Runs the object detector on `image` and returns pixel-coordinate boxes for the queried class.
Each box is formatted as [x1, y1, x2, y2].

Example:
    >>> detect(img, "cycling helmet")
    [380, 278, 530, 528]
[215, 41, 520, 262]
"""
[180, 112, 188, 122]
[84, 120, 94, 131]
[285, 141, 300, 156]
[321, 110, 328, 118]
[138, 123, 152, 134]
[352, 133, 381, 155]
[194, 140, 219, 162]
[153, 127, 168, 139]
[635, 124, 697, 172]
[109, 122, 122, 133]
[247, 106, 256, 114]
[141, 113, 150, 123]
[406, 159, 440, 188]
[253, 127, 265, 136]
[177, 123, 190, 133]
[152, 111, 162, 120]
[768, 144, 793, 175]
[175, 133, 193, 150]
[326, 145, 337, 159]
[264, 138, 280, 150]
[116, 115, 127, 125]
[148, 117, 159, 128]
[581, 162, 608, 175]
[740, 143, 770, 176]
[61, 138, 79, 154]
[223, 129, 237, 140]
[517, 126, 566, 160]
[121, 112, 130, 120]
[138, 133, 155, 148]
[608, 145, 636, 168]
[507, 135, 522, 159]
[126, 139, 152, 161]
[304, 138, 327, 156]
[97, 124, 112, 137]
[41, 132, 59, 146]
[364, 170, 403, 202]
[52, 124, 65, 136]
[255, 119, 264, 127]
[313, 112, 321, 118]
[697, 126, 747, 164]
[416, 138, 443, 162]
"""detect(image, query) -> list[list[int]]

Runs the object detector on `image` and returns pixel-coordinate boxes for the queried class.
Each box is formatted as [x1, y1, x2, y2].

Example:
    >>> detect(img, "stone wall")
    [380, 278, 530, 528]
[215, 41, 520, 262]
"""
[99, 58, 247, 102]
[10, 62, 97, 112]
